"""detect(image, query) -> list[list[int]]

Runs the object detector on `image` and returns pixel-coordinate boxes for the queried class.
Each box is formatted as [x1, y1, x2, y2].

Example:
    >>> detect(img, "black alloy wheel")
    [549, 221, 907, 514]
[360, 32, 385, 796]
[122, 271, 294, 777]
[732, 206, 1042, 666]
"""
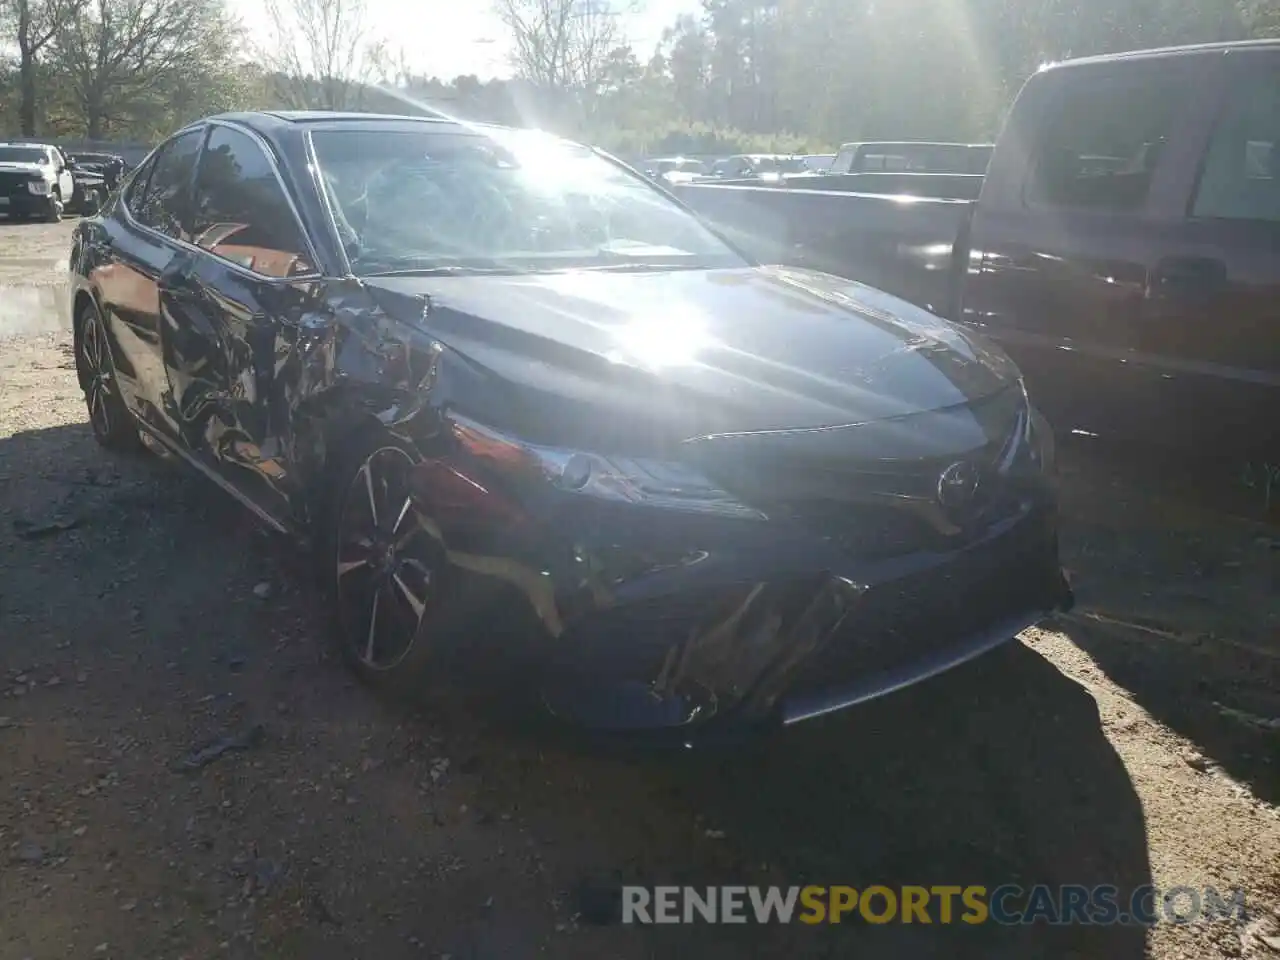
[77, 302, 140, 451]
[332, 444, 443, 678]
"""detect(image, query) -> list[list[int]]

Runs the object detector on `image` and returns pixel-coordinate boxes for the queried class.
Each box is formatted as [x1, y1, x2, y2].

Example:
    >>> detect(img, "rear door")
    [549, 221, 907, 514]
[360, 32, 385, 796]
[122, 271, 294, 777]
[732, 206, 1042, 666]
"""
[161, 122, 322, 519]
[93, 127, 204, 434]
[1135, 53, 1280, 456]
[959, 55, 1225, 444]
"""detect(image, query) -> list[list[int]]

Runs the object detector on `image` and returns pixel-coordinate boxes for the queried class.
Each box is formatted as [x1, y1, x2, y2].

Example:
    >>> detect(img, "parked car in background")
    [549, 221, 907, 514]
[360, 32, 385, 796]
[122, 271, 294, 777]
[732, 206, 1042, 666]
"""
[700, 154, 808, 183]
[68, 110, 1069, 741]
[67, 151, 129, 192]
[642, 156, 707, 184]
[675, 40, 1280, 460]
[65, 157, 109, 215]
[704, 147, 989, 197]
[0, 142, 75, 220]
[826, 141, 994, 176]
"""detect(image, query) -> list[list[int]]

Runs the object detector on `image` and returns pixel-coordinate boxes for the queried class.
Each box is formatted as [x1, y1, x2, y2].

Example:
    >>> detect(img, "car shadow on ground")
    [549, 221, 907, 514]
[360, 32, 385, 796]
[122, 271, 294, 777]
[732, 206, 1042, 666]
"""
[1052, 438, 1280, 807]
[1, 421, 1151, 959]
[543, 642, 1154, 959]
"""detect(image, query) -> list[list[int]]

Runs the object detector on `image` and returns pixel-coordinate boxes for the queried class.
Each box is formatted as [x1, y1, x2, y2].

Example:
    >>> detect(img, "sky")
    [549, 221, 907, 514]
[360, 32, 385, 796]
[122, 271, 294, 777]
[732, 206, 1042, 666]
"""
[231, 0, 702, 81]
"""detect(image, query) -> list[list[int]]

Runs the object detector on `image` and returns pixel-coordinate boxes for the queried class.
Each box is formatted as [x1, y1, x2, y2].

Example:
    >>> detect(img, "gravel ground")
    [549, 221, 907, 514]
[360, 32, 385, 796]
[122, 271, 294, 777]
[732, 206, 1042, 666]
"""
[2, 219, 1279, 960]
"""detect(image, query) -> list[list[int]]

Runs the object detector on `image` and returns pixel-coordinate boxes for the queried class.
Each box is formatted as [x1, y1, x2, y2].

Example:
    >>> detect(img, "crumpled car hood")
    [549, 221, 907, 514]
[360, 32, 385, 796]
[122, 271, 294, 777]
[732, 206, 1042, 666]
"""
[362, 265, 1020, 448]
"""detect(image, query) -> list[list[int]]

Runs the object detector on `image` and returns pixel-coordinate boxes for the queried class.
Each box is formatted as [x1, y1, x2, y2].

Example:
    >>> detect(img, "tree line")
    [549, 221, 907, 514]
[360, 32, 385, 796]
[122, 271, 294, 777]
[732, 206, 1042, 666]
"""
[2, 0, 1278, 153]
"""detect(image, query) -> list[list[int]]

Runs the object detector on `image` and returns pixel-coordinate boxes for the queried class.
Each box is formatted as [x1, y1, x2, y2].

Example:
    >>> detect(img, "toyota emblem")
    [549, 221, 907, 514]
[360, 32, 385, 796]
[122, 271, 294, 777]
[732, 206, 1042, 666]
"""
[937, 460, 981, 513]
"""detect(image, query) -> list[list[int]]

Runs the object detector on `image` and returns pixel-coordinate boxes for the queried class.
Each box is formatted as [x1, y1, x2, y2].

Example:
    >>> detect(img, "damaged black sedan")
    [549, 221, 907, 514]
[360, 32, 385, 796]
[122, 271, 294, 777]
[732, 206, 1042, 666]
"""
[69, 112, 1072, 739]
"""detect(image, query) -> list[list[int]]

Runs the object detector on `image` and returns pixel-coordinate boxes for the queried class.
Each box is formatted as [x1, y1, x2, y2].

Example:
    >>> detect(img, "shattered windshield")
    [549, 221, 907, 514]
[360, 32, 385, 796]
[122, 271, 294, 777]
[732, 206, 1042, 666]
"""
[309, 127, 745, 275]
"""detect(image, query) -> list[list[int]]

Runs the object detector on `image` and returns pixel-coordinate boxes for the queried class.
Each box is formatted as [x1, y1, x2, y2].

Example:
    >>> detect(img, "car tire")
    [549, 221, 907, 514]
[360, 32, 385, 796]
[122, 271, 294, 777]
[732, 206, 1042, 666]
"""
[75, 300, 142, 452]
[316, 432, 471, 695]
[45, 194, 63, 222]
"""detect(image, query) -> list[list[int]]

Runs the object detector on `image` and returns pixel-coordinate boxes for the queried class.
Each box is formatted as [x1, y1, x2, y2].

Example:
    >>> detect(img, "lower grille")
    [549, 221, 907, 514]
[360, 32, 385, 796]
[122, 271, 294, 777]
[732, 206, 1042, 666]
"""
[769, 490, 1026, 562]
[785, 513, 1054, 697]
[0, 172, 32, 198]
[772, 500, 943, 560]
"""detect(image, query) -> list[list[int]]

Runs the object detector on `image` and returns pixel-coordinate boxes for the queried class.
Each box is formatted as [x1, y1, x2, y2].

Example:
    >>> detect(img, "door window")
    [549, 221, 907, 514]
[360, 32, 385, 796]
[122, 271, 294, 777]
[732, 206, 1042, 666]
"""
[123, 156, 156, 218]
[1191, 72, 1280, 222]
[829, 146, 856, 175]
[189, 126, 313, 278]
[1026, 67, 1187, 212]
[128, 129, 203, 239]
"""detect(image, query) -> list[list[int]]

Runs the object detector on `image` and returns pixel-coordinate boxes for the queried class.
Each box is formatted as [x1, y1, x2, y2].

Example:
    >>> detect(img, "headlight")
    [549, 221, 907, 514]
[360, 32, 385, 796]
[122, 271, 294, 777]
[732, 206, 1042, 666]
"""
[27, 179, 50, 196]
[1004, 381, 1054, 475]
[451, 414, 766, 520]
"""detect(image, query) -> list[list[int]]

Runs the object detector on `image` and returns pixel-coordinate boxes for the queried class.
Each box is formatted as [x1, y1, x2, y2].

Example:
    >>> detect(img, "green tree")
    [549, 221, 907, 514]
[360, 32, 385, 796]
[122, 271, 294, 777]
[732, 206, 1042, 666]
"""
[49, 0, 247, 139]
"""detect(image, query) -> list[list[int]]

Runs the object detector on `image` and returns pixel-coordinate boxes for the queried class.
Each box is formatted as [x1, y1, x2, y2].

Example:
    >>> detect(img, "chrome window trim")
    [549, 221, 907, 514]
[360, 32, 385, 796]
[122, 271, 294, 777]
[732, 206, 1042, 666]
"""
[120, 119, 325, 284]
[303, 128, 354, 277]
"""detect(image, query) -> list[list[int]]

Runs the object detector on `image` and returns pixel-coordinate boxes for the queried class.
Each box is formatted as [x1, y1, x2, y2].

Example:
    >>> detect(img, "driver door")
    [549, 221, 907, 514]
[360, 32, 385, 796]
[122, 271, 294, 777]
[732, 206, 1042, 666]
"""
[159, 122, 321, 522]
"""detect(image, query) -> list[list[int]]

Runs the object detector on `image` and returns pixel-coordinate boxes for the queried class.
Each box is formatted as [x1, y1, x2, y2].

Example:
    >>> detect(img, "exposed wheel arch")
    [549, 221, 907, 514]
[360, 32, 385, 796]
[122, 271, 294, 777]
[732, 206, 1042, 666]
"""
[297, 389, 448, 534]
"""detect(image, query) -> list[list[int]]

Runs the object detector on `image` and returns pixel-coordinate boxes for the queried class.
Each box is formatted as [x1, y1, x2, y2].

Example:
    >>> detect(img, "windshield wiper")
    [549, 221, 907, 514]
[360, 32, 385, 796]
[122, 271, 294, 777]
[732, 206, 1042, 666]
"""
[356, 251, 722, 277]
[361, 265, 523, 277]
[571, 260, 709, 273]
[355, 255, 525, 277]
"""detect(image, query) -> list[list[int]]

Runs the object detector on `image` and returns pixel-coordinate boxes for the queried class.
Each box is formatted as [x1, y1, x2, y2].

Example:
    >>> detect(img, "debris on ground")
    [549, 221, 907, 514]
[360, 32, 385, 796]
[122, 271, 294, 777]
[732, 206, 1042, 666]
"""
[14, 840, 46, 864]
[169, 724, 266, 773]
[252, 581, 274, 600]
[13, 514, 84, 540]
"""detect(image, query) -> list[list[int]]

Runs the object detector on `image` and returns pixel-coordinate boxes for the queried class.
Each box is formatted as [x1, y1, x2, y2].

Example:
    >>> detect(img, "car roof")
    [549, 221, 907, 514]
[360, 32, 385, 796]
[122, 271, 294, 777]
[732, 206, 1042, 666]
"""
[1047, 38, 1280, 71]
[201, 110, 509, 141]
[0, 142, 52, 149]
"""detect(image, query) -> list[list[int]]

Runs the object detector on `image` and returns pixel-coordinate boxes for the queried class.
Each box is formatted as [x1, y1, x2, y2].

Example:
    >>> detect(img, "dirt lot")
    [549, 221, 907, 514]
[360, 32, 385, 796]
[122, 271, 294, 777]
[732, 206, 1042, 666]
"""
[2, 219, 1279, 960]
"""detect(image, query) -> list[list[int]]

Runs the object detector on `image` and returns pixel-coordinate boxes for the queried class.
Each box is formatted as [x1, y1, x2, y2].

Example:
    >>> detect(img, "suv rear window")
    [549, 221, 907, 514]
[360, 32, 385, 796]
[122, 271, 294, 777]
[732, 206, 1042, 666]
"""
[1026, 67, 1187, 212]
[1192, 71, 1280, 222]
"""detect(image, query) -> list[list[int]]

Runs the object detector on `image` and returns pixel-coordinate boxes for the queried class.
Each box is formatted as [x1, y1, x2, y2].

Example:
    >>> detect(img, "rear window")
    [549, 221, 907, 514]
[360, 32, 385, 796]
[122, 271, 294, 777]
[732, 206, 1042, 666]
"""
[0, 146, 48, 164]
[1026, 67, 1188, 212]
[1192, 71, 1280, 222]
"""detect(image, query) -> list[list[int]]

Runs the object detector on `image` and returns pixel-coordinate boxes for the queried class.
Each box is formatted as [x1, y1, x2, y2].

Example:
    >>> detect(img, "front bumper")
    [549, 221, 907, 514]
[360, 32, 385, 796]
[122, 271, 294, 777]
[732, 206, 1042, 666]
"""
[410, 453, 1071, 738]
[0, 191, 56, 217]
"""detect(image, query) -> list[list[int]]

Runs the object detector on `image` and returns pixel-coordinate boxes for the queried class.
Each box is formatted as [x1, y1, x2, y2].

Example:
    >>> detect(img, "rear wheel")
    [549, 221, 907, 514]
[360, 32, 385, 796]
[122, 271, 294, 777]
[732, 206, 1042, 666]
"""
[77, 301, 141, 452]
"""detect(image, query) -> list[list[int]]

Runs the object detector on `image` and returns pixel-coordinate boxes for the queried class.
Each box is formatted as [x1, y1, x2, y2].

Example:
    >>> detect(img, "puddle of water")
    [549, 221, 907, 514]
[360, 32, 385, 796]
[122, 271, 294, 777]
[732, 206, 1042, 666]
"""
[0, 283, 71, 336]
